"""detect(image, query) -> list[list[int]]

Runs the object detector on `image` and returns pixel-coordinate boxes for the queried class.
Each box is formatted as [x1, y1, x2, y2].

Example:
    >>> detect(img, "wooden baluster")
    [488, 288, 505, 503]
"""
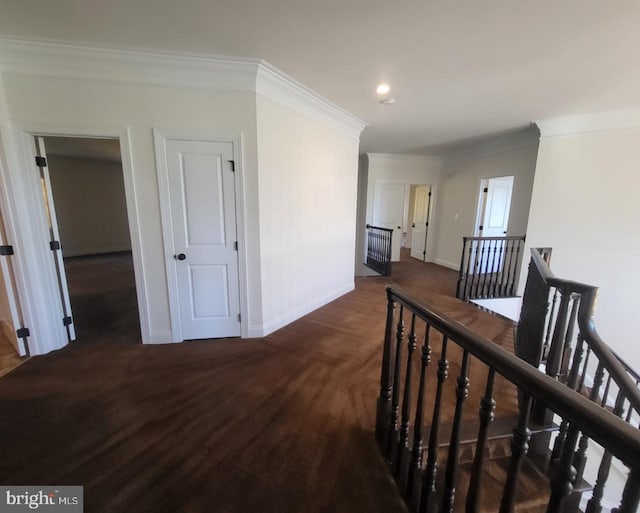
[546, 290, 572, 381]
[463, 240, 474, 300]
[376, 289, 397, 448]
[542, 289, 558, 361]
[480, 240, 492, 298]
[600, 373, 613, 408]
[502, 239, 512, 296]
[397, 314, 418, 489]
[490, 239, 500, 297]
[497, 240, 507, 296]
[499, 394, 532, 513]
[509, 238, 522, 296]
[586, 389, 626, 513]
[409, 325, 432, 509]
[547, 423, 580, 513]
[614, 467, 640, 513]
[577, 347, 592, 394]
[457, 239, 468, 299]
[466, 368, 496, 513]
[473, 240, 483, 298]
[387, 305, 405, 460]
[559, 294, 580, 382]
[573, 360, 606, 483]
[420, 335, 450, 513]
[440, 350, 471, 513]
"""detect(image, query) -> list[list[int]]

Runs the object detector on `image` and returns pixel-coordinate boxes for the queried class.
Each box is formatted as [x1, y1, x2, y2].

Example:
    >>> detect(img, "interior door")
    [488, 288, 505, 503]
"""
[0, 212, 26, 355]
[478, 176, 514, 237]
[35, 137, 76, 341]
[372, 182, 405, 261]
[166, 140, 241, 340]
[475, 175, 514, 273]
[410, 185, 431, 261]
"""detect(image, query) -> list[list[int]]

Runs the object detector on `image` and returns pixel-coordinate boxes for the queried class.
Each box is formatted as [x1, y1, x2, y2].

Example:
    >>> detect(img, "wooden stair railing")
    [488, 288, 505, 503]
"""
[516, 248, 640, 512]
[456, 235, 526, 301]
[376, 285, 640, 513]
[365, 224, 393, 276]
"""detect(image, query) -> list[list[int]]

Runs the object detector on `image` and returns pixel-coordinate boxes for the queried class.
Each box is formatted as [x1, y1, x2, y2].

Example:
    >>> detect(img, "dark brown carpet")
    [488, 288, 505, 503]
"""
[0, 250, 521, 513]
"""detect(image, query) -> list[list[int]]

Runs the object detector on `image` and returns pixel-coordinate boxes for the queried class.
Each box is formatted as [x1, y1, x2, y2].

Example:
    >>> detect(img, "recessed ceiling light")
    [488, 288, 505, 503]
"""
[376, 84, 390, 95]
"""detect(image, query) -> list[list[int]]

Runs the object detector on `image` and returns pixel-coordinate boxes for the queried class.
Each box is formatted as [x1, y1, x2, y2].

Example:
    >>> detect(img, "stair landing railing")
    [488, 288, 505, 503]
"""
[365, 224, 393, 276]
[516, 248, 640, 513]
[376, 285, 640, 513]
[456, 235, 526, 301]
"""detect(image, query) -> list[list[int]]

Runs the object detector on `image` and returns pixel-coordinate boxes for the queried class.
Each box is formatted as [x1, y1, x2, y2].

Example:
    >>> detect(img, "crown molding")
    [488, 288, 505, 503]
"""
[366, 152, 442, 166]
[0, 38, 259, 91]
[0, 37, 366, 139]
[438, 125, 540, 164]
[256, 62, 366, 139]
[537, 108, 640, 138]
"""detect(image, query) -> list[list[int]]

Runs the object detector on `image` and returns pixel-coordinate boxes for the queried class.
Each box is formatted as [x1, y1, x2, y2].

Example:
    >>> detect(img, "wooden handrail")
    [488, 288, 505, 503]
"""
[366, 223, 394, 233]
[387, 285, 640, 469]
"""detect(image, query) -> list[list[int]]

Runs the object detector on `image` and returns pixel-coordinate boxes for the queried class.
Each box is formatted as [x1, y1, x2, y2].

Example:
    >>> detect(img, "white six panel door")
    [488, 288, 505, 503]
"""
[166, 140, 241, 339]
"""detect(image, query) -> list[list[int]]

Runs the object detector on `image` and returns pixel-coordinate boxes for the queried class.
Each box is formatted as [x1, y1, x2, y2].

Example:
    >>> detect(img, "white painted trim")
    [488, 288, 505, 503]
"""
[434, 258, 459, 271]
[255, 62, 366, 139]
[0, 38, 367, 141]
[438, 126, 540, 164]
[537, 108, 640, 138]
[153, 129, 250, 341]
[0, 38, 259, 92]
[366, 153, 442, 166]
[257, 282, 354, 337]
[0, 123, 152, 351]
[148, 330, 176, 345]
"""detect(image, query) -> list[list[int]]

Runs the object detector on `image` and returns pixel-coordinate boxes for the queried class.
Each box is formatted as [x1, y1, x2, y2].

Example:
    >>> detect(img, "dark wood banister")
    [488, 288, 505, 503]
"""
[386, 285, 640, 470]
[528, 248, 640, 413]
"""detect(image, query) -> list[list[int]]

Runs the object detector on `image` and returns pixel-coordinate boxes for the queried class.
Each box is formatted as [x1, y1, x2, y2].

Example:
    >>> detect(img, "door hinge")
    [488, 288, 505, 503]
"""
[228, 160, 235, 172]
[35, 156, 47, 167]
[0, 245, 14, 256]
[234, 241, 238, 251]
[423, 250, 426, 255]
[16, 327, 30, 338]
[50, 240, 61, 251]
[63, 316, 73, 326]
[237, 313, 241, 322]
[425, 222, 428, 227]
[428, 191, 432, 197]
[479, 225, 484, 231]
[483, 187, 488, 193]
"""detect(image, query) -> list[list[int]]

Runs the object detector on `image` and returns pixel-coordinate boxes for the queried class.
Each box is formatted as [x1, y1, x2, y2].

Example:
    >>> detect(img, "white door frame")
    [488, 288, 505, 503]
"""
[153, 129, 249, 342]
[0, 123, 151, 354]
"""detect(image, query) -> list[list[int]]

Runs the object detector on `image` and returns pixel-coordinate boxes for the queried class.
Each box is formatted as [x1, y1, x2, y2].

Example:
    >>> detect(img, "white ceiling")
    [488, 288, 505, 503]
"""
[2, 0, 640, 154]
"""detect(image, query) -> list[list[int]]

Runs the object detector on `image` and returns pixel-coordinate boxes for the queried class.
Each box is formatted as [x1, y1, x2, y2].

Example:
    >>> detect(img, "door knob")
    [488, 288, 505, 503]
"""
[174, 253, 186, 260]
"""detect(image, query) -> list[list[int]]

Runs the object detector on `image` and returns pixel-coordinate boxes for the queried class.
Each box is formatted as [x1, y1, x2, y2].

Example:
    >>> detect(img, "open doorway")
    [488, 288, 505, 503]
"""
[36, 136, 140, 343]
[371, 182, 435, 263]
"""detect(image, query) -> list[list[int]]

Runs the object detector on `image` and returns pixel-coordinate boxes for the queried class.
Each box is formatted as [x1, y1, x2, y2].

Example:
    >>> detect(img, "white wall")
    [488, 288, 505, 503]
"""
[524, 123, 640, 369]
[434, 139, 539, 269]
[0, 71, 262, 345]
[356, 153, 443, 275]
[47, 154, 132, 257]
[256, 95, 359, 335]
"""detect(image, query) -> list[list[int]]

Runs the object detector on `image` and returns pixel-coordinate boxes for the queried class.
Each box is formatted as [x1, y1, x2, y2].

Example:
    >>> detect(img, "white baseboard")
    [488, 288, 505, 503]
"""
[146, 330, 176, 344]
[434, 258, 459, 271]
[256, 282, 355, 337]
